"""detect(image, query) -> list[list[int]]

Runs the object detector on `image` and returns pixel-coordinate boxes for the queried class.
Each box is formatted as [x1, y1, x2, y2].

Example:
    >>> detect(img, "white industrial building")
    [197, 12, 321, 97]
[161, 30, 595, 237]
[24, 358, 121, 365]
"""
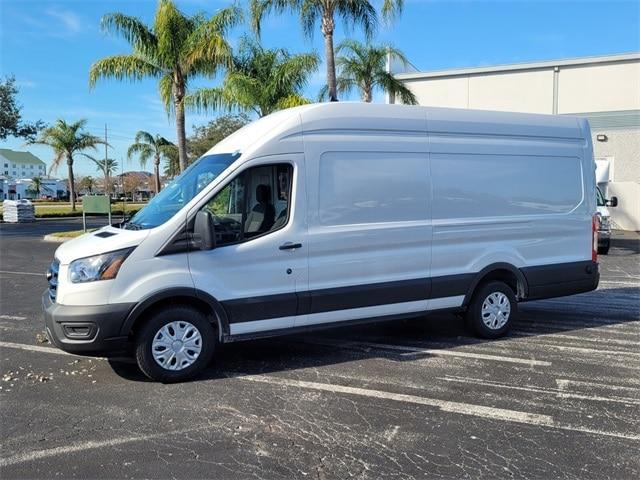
[391, 53, 640, 231]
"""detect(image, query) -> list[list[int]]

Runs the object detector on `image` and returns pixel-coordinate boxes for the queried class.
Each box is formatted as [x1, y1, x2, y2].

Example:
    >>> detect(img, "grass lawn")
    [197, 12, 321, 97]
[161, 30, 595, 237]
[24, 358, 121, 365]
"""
[49, 229, 98, 238]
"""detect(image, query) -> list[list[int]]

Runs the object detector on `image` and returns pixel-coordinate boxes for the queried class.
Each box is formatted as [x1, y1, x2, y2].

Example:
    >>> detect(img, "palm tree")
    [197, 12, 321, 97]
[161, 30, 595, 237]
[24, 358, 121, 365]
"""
[187, 38, 319, 117]
[84, 155, 119, 196]
[163, 143, 180, 179]
[29, 176, 42, 198]
[89, 0, 240, 173]
[250, 0, 403, 102]
[28, 119, 104, 211]
[127, 131, 174, 193]
[321, 40, 416, 104]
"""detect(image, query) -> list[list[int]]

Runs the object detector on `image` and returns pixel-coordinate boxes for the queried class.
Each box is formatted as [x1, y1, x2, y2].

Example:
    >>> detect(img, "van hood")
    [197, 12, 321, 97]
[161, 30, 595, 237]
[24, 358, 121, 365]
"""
[54, 225, 150, 265]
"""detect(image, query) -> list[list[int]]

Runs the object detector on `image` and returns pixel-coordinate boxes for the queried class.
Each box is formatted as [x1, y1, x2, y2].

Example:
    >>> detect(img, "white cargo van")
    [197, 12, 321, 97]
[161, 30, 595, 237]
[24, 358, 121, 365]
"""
[43, 103, 600, 381]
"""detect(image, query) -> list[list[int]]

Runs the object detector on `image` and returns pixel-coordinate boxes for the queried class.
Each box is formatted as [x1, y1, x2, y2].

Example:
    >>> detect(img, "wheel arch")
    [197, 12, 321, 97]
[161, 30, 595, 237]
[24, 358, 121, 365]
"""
[121, 288, 230, 341]
[462, 262, 529, 306]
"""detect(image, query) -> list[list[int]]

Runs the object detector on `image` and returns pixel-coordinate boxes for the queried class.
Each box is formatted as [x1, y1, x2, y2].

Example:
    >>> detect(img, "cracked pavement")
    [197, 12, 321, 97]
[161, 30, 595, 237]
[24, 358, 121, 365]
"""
[1, 220, 638, 479]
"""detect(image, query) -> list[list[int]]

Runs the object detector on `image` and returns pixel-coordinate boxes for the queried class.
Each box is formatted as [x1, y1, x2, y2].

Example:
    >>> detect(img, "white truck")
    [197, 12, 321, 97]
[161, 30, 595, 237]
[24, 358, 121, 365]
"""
[43, 103, 600, 381]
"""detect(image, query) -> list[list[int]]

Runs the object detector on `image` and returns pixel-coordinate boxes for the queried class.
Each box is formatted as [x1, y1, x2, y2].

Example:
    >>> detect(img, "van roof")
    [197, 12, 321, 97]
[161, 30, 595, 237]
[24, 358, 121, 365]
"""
[205, 103, 585, 157]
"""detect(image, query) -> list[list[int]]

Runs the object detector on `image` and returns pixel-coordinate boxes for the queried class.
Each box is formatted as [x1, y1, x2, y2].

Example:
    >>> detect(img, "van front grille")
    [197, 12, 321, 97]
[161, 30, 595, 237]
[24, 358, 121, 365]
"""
[47, 259, 59, 302]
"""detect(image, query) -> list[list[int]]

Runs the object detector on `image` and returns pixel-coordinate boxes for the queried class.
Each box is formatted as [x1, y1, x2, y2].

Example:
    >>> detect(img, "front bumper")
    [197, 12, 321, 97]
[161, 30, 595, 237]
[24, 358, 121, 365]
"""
[42, 292, 134, 356]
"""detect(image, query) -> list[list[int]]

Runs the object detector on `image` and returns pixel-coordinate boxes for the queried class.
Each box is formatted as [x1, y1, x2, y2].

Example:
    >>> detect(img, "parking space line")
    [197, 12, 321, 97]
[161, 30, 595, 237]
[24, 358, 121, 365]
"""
[0, 341, 134, 363]
[232, 372, 555, 425]
[441, 375, 640, 406]
[0, 315, 27, 321]
[0, 426, 209, 468]
[0, 270, 44, 276]
[0, 341, 75, 356]
[305, 338, 552, 366]
[232, 373, 640, 441]
[512, 330, 640, 347]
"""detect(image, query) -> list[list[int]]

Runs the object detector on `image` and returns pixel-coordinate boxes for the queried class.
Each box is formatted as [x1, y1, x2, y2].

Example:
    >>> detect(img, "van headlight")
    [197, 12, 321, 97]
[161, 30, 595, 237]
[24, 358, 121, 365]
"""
[69, 248, 134, 283]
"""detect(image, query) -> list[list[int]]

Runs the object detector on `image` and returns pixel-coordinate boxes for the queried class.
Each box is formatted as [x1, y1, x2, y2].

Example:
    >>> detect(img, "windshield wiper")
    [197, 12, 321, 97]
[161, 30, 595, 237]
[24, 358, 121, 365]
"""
[122, 221, 142, 230]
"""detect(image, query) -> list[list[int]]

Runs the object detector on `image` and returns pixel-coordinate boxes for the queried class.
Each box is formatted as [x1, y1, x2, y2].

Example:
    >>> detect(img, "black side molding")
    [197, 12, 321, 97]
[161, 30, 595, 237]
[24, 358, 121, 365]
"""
[521, 260, 599, 301]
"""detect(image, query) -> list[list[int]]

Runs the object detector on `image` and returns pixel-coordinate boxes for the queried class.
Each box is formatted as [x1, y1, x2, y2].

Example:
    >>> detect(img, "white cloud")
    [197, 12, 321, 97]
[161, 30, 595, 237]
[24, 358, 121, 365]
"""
[45, 7, 83, 35]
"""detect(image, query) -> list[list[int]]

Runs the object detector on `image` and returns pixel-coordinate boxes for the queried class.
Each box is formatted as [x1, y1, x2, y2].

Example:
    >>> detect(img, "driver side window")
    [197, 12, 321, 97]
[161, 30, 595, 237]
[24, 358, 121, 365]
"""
[202, 163, 292, 247]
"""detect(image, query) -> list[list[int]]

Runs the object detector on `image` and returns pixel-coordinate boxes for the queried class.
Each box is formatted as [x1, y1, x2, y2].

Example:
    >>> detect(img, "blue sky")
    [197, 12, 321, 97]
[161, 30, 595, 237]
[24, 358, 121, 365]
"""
[1, 0, 639, 177]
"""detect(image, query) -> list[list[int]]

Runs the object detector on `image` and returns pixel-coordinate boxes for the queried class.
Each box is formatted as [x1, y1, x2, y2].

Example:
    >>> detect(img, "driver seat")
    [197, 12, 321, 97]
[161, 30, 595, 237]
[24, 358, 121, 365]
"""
[245, 184, 275, 235]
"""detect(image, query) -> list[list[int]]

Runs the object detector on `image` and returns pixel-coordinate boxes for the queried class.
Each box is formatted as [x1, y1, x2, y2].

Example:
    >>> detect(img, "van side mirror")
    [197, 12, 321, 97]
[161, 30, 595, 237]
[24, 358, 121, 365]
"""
[607, 196, 618, 208]
[193, 210, 215, 250]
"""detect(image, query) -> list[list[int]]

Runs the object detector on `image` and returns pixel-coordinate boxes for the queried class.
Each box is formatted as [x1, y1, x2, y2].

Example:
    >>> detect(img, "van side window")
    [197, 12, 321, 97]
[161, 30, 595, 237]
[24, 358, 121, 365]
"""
[202, 163, 293, 246]
[318, 152, 429, 226]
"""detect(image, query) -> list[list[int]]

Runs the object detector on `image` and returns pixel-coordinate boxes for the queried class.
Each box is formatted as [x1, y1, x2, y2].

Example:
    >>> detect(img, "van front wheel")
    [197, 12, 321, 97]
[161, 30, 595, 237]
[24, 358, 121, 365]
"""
[466, 281, 517, 339]
[135, 306, 216, 382]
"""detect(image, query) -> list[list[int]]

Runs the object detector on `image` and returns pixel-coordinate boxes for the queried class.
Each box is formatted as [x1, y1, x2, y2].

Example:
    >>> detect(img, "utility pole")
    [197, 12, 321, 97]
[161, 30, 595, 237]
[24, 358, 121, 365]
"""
[121, 156, 126, 223]
[104, 124, 109, 199]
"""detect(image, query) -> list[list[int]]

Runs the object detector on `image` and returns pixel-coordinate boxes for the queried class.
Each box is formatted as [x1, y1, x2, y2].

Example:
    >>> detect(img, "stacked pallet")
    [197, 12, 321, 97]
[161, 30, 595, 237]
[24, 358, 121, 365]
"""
[2, 200, 36, 223]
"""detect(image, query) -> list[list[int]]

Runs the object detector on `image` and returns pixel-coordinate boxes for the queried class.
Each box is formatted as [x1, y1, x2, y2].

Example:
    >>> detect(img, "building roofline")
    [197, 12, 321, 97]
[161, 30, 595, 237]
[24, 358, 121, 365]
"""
[396, 52, 640, 81]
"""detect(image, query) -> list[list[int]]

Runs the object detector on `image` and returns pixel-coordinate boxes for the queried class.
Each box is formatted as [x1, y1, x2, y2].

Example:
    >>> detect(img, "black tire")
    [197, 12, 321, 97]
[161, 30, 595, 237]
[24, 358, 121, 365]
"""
[135, 305, 216, 383]
[465, 281, 517, 339]
[598, 240, 610, 255]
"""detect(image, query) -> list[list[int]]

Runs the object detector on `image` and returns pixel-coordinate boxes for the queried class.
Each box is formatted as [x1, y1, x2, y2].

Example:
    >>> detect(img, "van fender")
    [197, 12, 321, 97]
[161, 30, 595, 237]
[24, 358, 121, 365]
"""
[462, 262, 529, 306]
[120, 287, 230, 340]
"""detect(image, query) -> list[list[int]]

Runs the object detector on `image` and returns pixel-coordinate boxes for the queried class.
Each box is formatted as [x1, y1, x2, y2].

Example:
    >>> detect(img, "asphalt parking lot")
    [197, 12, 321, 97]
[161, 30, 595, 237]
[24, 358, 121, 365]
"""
[0, 220, 638, 479]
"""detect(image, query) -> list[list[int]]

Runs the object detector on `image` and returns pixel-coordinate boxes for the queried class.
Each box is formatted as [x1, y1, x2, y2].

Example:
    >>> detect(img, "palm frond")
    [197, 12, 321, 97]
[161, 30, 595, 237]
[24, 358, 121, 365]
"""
[185, 87, 236, 114]
[336, 0, 378, 40]
[101, 12, 157, 54]
[375, 70, 417, 105]
[133, 130, 156, 146]
[89, 55, 163, 88]
[381, 0, 403, 22]
[250, 0, 300, 37]
[154, 0, 191, 66]
[275, 94, 311, 110]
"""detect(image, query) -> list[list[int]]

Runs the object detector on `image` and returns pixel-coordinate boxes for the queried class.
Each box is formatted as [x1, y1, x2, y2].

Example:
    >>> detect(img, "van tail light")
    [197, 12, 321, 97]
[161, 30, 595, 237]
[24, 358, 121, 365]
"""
[592, 215, 598, 263]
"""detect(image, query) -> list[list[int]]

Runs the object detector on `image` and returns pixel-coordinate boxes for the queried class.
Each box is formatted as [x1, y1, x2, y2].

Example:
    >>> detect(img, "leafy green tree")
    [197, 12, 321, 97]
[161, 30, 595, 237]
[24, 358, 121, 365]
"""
[0, 76, 44, 141]
[80, 176, 96, 195]
[187, 38, 319, 117]
[127, 131, 174, 192]
[250, 0, 403, 102]
[320, 40, 416, 104]
[187, 114, 251, 159]
[89, 0, 240, 173]
[28, 119, 104, 211]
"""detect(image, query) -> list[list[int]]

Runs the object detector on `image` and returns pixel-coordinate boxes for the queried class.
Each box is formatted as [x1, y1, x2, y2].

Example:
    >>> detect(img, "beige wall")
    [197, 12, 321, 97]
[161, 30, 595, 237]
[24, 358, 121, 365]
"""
[406, 70, 554, 113]
[468, 70, 554, 113]
[558, 62, 640, 114]
[407, 77, 469, 109]
[403, 59, 639, 115]
[593, 129, 640, 184]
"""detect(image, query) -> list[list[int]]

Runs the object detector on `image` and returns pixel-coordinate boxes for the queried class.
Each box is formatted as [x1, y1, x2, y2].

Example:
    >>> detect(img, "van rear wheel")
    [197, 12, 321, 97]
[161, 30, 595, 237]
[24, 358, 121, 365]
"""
[135, 306, 216, 382]
[466, 281, 517, 339]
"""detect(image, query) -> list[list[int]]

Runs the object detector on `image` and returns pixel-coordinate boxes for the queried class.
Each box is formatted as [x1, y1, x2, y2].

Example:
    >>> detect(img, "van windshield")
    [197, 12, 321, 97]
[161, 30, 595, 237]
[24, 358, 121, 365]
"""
[124, 152, 240, 230]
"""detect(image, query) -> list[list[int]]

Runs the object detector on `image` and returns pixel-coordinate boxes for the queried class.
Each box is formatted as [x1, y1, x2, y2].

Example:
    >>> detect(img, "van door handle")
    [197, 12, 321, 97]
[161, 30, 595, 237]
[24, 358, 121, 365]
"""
[279, 242, 302, 251]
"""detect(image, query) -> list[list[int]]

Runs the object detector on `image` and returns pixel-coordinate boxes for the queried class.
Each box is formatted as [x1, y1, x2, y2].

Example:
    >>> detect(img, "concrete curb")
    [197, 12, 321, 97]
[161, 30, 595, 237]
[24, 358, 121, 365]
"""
[42, 235, 72, 243]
